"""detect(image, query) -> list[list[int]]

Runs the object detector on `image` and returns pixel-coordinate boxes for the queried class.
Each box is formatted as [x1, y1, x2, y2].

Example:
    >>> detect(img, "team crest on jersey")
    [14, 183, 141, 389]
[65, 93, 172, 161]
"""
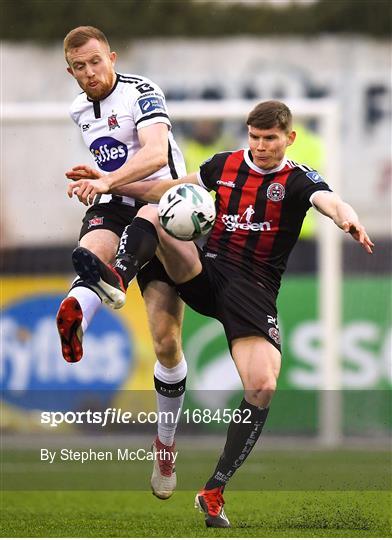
[108, 112, 120, 130]
[267, 182, 285, 202]
[88, 216, 104, 229]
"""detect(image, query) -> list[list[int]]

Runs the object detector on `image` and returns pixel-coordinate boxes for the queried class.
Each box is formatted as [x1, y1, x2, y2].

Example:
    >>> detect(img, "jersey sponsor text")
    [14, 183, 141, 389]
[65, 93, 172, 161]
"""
[222, 213, 272, 232]
[89, 136, 128, 172]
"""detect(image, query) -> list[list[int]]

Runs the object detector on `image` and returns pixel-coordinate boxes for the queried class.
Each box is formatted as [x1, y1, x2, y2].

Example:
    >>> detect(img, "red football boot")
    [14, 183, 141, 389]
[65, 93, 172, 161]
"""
[56, 296, 83, 363]
[195, 486, 230, 528]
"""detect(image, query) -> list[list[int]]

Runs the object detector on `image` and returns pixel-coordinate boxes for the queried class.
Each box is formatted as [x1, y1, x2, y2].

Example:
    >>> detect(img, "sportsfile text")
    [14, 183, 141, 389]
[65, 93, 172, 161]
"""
[41, 408, 253, 427]
[40, 408, 182, 428]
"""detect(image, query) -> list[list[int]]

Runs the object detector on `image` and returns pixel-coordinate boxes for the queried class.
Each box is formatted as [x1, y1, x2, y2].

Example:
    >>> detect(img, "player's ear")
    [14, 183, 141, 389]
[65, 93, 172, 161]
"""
[66, 66, 74, 77]
[287, 130, 296, 146]
[110, 51, 117, 65]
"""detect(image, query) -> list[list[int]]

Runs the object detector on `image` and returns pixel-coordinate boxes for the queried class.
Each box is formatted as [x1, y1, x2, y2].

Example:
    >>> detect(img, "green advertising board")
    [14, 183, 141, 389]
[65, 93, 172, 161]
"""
[182, 276, 391, 434]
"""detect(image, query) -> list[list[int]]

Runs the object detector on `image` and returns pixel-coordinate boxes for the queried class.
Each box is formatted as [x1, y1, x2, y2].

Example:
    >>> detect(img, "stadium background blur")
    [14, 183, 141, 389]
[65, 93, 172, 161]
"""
[1, 1, 391, 536]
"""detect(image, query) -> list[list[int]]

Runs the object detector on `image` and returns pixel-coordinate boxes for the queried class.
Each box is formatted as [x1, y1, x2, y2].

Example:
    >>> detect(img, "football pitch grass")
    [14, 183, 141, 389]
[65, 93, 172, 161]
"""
[1, 447, 391, 537]
[1, 490, 390, 537]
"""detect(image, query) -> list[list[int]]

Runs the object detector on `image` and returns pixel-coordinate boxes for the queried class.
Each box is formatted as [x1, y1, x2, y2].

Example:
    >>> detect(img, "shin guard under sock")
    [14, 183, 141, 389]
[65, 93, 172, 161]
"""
[114, 217, 158, 285]
[205, 398, 270, 489]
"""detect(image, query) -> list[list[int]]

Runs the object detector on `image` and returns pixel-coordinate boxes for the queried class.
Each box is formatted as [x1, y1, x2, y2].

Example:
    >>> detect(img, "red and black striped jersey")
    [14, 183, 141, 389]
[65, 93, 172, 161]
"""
[197, 149, 332, 294]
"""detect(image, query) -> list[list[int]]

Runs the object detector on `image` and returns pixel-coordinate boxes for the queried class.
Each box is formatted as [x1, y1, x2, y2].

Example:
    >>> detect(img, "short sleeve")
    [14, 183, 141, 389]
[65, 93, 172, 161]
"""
[197, 152, 231, 191]
[290, 169, 332, 208]
[69, 107, 78, 124]
[69, 94, 84, 125]
[132, 80, 171, 130]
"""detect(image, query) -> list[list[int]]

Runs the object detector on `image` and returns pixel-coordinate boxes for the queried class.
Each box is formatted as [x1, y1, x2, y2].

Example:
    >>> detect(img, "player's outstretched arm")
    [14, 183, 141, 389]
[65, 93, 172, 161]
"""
[102, 123, 169, 189]
[114, 173, 200, 203]
[311, 191, 374, 254]
[67, 172, 199, 206]
[67, 123, 181, 205]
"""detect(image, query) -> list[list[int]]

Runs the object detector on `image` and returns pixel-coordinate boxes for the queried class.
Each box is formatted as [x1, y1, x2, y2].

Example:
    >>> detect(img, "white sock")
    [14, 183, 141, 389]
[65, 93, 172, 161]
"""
[68, 283, 101, 333]
[154, 355, 187, 446]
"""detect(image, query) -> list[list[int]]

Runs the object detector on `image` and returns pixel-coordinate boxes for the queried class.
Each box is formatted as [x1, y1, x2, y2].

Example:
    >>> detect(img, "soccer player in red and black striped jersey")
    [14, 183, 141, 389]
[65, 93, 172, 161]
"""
[68, 100, 373, 528]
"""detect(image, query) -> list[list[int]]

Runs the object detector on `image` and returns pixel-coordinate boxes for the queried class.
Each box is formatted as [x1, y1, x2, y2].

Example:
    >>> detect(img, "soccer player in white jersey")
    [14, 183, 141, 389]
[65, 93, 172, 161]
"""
[56, 26, 186, 499]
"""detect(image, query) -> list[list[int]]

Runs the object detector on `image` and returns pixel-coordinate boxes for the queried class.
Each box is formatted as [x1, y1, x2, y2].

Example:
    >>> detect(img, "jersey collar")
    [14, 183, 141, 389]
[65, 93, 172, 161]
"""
[244, 149, 287, 175]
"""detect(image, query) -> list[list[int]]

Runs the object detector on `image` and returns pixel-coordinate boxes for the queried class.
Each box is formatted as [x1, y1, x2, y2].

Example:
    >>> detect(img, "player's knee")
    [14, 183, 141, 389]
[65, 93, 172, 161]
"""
[245, 375, 277, 407]
[153, 333, 182, 366]
[260, 377, 277, 394]
[249, 373, 277, 393]
[136, 205, 159, 226]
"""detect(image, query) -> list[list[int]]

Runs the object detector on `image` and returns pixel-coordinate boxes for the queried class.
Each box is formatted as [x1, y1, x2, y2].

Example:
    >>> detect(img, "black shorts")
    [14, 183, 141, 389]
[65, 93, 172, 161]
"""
[176, 254, 281, 351]
[137, 256, 176, 295]
[79, 200, 176, 294]
[79, 200, 144, 240]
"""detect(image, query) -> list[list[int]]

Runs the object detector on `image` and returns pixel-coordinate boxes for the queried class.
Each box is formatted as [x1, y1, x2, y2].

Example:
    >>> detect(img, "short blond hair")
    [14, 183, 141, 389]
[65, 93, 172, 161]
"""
[64, 26, 110, 61]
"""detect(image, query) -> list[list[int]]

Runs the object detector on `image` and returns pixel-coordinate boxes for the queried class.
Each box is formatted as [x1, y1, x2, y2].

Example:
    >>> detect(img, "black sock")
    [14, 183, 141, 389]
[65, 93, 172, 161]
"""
[205, 398, 270, 489]
[114, 217, 158, 285]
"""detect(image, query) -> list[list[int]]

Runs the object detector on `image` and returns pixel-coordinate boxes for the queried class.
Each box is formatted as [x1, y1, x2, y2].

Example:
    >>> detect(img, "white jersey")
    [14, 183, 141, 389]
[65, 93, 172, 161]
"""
[69, 72, 186, 206]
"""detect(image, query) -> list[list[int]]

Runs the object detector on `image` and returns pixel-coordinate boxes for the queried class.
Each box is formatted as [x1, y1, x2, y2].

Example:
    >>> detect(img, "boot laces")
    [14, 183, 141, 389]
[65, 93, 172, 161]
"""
[155, 439, 175, 476]
[158, 454, 174, 476]
[204, 488, 225, 516]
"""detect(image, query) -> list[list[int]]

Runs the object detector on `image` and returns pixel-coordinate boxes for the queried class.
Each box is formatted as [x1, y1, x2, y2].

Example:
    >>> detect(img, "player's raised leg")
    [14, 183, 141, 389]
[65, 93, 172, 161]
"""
[70, 204, 200, 308]
[56, 229, 119, 362]
[142, 280, 186, 499]
[195, 336, 280, 527]
[71, 206, 160, 309]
